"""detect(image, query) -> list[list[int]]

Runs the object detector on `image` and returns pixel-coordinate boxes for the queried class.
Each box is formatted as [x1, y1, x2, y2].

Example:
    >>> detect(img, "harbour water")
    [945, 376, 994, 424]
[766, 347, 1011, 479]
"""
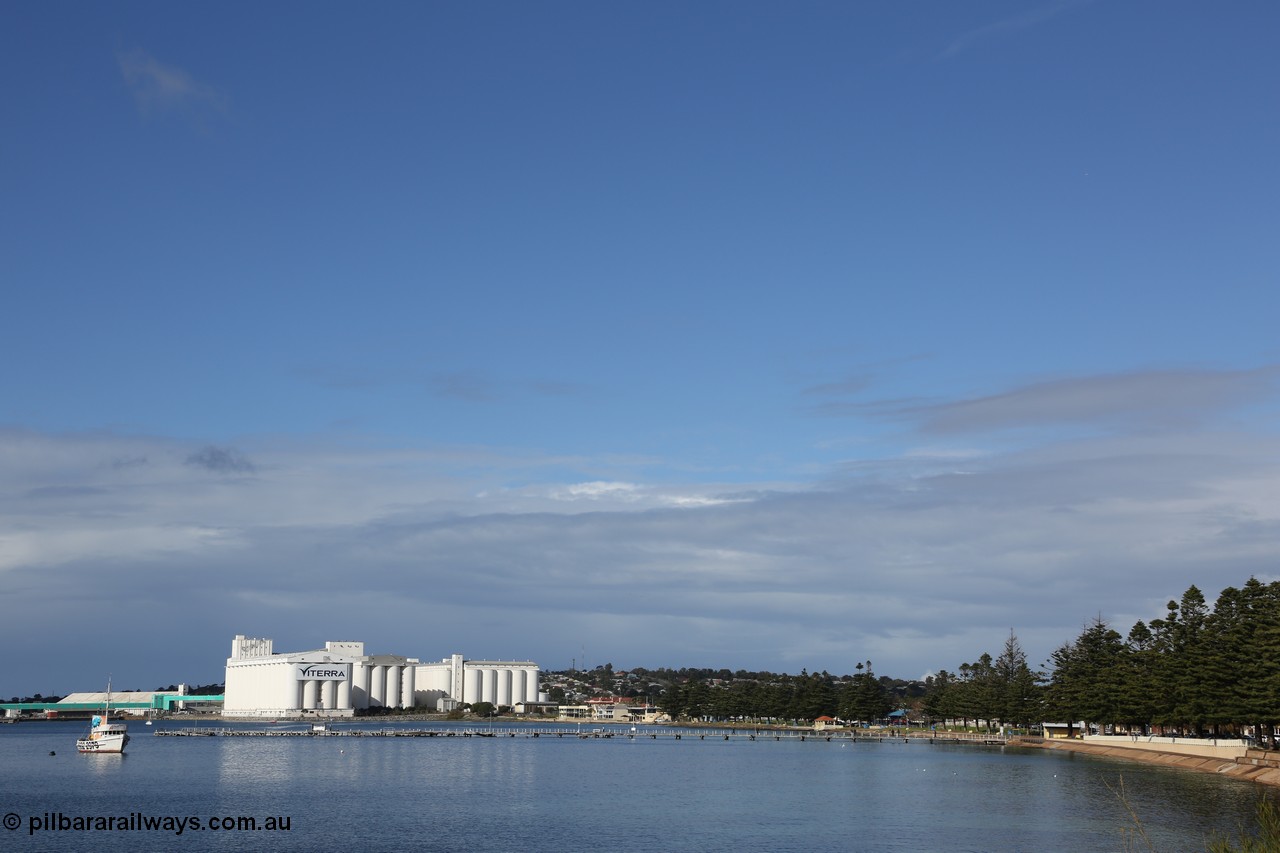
[1, 720, 1272, 851]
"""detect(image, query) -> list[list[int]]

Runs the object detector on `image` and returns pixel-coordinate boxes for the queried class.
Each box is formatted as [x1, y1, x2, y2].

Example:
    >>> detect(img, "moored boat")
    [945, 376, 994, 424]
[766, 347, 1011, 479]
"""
[76, 681, 129, 754]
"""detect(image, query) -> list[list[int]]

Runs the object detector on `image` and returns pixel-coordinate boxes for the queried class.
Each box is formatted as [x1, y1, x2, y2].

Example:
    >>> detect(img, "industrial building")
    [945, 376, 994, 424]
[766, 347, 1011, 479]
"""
[2, 686, 220, 720]
[223, 636, 543, 718]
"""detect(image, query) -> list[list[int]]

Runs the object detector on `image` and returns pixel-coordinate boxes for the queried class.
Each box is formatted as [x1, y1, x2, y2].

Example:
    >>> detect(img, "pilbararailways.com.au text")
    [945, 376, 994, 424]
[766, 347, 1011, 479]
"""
[8, 811, 292, 836]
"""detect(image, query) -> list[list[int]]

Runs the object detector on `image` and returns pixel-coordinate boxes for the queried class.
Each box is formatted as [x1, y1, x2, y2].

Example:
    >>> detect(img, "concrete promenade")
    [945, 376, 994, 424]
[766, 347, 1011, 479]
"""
[1013, 735, 1280, 788]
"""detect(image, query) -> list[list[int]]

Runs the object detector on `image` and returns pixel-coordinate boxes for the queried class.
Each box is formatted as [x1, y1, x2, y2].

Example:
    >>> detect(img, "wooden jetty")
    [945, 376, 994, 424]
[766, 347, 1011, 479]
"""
[154, 726, 1009, 745]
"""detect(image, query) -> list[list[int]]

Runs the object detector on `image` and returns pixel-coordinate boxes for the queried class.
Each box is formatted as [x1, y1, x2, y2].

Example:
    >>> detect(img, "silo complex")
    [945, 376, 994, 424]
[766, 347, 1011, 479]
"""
[223, 636, 542, 718]
[413, 653, 541, 711]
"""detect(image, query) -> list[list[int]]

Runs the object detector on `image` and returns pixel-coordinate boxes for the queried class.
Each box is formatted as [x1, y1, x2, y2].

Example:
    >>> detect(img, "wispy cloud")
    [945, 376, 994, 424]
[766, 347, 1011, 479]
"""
[912, 367, 1280, 434]
[806, 367, 1280, 435]
[801, 374, 873, 398]
[938, 0, 1093, 60]
[798, 358, 930, 417]
[117, 49, 228, 118]
[186, 445, 255, 474]
[535, 480, 757, 509]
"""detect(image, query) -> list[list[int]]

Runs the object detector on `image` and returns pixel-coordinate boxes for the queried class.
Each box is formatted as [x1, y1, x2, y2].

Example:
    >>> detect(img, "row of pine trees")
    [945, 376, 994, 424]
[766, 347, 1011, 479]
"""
[659, 661, 896, 723]
[657, 577, 1280, 741]
[1045, 578, 1280, 742]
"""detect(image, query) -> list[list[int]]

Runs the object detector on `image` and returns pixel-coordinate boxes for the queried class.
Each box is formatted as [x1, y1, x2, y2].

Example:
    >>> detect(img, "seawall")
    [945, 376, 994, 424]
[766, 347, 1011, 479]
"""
[1013, 737, 1280, 788]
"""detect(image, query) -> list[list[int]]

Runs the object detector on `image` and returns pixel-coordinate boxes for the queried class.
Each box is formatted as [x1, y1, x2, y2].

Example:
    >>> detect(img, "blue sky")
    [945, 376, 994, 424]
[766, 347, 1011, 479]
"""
[3, 1, 1279, 694]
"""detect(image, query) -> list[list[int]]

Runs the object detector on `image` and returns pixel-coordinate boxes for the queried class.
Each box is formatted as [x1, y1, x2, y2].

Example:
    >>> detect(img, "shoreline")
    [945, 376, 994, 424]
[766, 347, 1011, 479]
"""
[34, 713, 1280, 790]
[1013, 737, 1280, 789]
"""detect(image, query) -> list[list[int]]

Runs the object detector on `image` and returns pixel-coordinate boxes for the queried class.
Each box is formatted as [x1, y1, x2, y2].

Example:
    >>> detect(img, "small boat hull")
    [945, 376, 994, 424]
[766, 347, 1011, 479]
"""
[78, 714, 130, 754]
[77, 731, 129, 753]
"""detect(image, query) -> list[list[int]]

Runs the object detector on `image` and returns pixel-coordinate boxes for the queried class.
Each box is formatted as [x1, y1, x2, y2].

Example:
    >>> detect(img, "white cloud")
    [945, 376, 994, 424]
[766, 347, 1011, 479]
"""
[2, 403, 1279, 693]
[559, 481, 640, 499]
[117, 49, 228, 118]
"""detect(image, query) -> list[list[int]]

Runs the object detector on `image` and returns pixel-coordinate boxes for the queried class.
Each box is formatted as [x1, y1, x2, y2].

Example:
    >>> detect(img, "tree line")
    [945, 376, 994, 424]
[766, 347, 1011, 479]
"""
[1045, 578, 1280, 744]
[654, 661, 914, 724]
[921, 631, 1042, 730]
[619, 576, 1280, 738]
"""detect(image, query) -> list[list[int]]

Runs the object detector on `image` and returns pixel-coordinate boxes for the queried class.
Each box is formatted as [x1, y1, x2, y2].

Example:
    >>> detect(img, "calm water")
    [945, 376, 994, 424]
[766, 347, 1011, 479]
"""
[1, 720, 1272, 852]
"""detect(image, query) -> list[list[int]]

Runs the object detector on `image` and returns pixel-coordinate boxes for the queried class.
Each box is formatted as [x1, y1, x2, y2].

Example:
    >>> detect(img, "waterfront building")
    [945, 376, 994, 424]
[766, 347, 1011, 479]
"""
[223, 636, 543, 718]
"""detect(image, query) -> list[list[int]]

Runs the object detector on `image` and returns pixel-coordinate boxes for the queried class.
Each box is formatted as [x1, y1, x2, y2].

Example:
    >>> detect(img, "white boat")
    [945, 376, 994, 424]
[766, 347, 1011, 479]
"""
[76, 681, 130, 754]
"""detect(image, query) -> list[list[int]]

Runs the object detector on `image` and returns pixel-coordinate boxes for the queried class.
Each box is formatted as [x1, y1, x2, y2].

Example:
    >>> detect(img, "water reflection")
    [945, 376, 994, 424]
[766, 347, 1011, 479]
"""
[211, 729, 538, 796]
[216, 739, 295, 785]
[81, 751, 127, 779]
[4, 722, 1274, 852]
